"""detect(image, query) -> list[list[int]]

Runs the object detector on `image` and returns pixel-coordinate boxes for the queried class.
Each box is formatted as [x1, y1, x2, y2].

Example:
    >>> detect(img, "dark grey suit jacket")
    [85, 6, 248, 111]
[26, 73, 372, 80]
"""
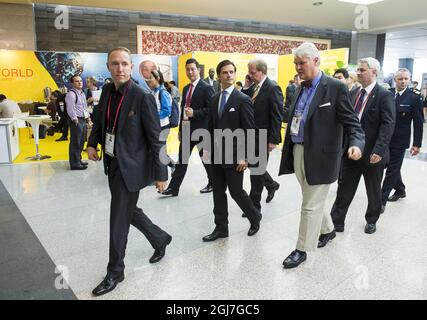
[350, 83, 395, 166]
[204, 77, 220, 93]
[279, 73, 365, 185]
[179, 79, 215, 134]
[88, 80, 168, 192]
[253, 77, 284, 145]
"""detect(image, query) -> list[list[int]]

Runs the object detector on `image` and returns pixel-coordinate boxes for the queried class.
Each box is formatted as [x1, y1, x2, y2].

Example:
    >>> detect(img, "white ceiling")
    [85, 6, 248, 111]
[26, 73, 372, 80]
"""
[2, 0, 427, 32]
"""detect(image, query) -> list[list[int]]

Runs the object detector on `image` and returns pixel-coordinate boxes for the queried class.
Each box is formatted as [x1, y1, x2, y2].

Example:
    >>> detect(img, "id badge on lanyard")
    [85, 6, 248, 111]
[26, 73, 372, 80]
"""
[105, 132, 115, 157]
[105, 81, 131, 157]
[290, 112, 302, 136]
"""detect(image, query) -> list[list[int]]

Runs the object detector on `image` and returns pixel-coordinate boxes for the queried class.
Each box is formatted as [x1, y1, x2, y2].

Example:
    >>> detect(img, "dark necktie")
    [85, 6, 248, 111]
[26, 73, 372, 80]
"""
[354, 89, 367, 115]
[185, 84, 193, 106]
[301, 80, 312, 88]
[219, 90, 228, 118]
[395, 92, 402, 105]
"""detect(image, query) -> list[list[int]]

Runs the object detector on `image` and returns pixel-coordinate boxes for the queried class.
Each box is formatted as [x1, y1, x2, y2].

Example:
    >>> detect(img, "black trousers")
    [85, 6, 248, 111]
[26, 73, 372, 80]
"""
[68, 118, 86, 167]
[57, 112, 69, 138]
[381, 148, 406, 205]
[107, 158, 170, 277]
[249, 151, 277, 211]
[161, 124, 175, 168]
[331, 157, 385, 227]
[168, 139, 212, 191]
[212, 164, 262, 231]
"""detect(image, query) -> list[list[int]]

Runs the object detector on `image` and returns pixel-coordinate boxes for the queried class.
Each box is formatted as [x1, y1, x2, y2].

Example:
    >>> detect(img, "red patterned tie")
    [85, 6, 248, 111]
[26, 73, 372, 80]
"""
[185, 84, 193, 107]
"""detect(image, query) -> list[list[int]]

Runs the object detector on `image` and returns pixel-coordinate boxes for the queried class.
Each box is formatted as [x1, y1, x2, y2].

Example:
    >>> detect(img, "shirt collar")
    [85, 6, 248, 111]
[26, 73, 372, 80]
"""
[363, 81, 377, 96]
[221, 85, 234, 95]
[308, 71, 323, 89]
[397, 87, 407, 96]
[112, 80, 131, 95]
[191, 77, 200, 88]
[257, 75, 267, 89]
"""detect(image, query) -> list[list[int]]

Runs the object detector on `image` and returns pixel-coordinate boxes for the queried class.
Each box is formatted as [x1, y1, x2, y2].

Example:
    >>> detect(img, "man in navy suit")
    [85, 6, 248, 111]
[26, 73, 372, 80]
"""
[202, 60, 262, 242]
[330, 57, 395, 235]
[381, 68, 424, 211]
[161, 58, 215, 196]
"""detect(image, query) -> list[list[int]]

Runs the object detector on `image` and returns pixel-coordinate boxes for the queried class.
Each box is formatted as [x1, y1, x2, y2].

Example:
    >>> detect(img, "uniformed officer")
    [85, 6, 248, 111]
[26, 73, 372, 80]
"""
[381, 68, 424, 212]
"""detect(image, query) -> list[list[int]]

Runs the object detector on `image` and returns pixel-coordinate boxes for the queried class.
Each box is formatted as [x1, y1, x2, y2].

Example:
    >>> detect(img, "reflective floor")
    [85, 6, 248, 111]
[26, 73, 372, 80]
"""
[1, 131, 427, 300]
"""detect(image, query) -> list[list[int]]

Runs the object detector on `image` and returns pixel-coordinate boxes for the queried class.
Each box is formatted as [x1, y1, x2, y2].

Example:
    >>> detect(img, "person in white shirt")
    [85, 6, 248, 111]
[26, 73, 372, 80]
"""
[0, 95, 21, 118]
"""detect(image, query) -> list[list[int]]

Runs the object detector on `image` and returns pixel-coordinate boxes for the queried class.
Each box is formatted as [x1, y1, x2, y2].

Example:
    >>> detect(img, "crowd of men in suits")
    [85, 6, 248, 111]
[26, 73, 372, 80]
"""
[84, 42, 423, 296]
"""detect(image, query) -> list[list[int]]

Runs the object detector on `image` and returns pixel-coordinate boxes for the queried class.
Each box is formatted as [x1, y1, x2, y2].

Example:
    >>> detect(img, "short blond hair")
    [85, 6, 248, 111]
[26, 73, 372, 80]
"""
[107, 47, 132, 63]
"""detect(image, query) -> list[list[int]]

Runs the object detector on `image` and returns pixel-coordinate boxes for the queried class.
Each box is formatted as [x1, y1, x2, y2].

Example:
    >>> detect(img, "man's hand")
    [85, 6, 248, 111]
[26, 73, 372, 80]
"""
[185, 107, 194, 118]
[347, 146, 362, 161]
[410, 146, 420, 156]
[155, 181, 167, 193]
[87, 146, 100, 161]
[268, 143, 277, 153]
[87, 97, 94, 104]
[72, 118, 78, 125]
[236, 160, 248, 172]
[370, 153, 382, 164]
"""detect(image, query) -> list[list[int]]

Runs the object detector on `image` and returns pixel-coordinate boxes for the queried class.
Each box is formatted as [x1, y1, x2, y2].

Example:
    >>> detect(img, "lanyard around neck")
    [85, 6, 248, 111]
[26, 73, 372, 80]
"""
[107, 81, 131, 133]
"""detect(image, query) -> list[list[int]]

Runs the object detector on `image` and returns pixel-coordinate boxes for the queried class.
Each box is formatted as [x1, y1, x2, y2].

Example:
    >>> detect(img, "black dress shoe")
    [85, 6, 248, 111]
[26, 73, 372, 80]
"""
[364, 223, 376, 234]
[70, 165, 87, 170]
[380, 205, 386, 214]
[149, 235, 172, 263]
[92, 273, 124, 297]
[202, 229, 228, 242]
[80, 161, 88, 166]
[283, 250, 307, 269]
[388, 191, 406, 202]
[266, 183, 280, 203]
[334, 225, 345, 232]
[55, 136, 68, 141]
[161, 187, 178, 196]
[248, 223, 260, 236]
[317, 230, 336, 248]
[200, 184, 213, 193]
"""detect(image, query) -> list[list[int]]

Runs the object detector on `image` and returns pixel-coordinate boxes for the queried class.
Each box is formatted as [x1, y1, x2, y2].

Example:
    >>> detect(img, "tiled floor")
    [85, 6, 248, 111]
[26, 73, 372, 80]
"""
[1, 127, 427, 300]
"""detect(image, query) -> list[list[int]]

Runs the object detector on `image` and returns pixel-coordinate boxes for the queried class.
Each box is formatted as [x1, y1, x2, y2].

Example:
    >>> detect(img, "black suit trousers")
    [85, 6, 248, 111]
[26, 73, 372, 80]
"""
[249, 152, 276, 211]
[212, 164, 261, 231]
[331, 157, 385, 227]
[107, 158, 170, 277]
[68, 118, 86, 167]
[381, 148, 406, 204]
[168, 139, 212, 191]
[57, 111, 69, 138]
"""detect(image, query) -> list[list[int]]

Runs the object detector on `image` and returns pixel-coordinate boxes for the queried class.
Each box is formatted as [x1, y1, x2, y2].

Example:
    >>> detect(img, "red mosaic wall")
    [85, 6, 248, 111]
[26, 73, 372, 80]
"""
[140, 30, 329, 55]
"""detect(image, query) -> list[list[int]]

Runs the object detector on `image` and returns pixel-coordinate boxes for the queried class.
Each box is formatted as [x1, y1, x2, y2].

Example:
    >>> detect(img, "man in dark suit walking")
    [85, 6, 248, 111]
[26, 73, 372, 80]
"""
[381, 68, 424, 210]
[330, 57, 395, 235]
[246, 59, 284, 212]
[204, 67, 220, 93]
[162, 58, 215, 196]
[87, 47, 172, 296]
[285, 74, 301, 110]
[279, 43, 365, 269]
[202, 60, 262, 242]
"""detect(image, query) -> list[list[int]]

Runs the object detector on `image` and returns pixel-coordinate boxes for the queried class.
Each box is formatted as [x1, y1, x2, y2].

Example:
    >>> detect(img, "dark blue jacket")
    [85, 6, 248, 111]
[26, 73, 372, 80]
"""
[389, 88, 424, 149]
